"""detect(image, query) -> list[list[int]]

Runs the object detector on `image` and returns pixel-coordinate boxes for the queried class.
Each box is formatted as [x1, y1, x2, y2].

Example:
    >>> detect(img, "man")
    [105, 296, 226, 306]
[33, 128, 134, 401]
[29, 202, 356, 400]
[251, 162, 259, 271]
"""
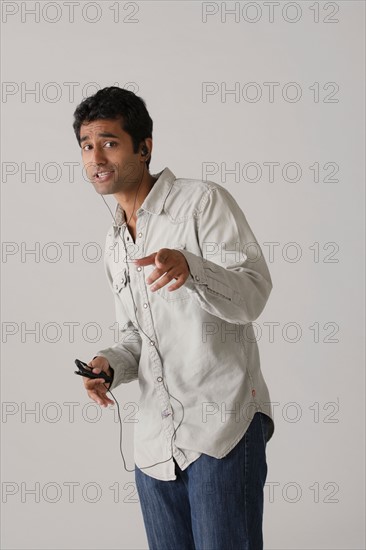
[73, 86, 275, 550]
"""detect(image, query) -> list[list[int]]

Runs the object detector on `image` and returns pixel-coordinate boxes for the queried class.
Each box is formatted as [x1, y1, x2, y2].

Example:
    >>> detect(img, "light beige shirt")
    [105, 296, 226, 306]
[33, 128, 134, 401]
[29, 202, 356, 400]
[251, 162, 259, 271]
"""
[96, 166, 275, 481]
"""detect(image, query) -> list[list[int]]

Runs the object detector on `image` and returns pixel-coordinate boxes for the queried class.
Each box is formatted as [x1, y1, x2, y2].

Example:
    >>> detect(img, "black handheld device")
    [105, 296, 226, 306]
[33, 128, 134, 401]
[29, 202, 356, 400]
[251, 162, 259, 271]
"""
[74, 358, 113, 384]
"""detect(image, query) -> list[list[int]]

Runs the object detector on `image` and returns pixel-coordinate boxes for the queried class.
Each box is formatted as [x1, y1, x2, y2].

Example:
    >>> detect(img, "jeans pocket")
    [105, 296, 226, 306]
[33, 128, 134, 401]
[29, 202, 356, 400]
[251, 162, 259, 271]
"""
[258, 412, 271, 447]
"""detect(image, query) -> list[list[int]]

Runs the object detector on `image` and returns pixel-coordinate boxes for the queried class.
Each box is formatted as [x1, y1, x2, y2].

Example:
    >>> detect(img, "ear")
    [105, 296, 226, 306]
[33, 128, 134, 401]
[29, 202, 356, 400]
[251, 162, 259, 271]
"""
[141, 137, 153, 160]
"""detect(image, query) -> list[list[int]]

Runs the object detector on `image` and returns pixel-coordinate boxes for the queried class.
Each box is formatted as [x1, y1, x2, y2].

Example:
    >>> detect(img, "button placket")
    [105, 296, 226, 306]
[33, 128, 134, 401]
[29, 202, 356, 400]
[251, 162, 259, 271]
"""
[148, 349, 176, 439]
[132, 216, 177, 449]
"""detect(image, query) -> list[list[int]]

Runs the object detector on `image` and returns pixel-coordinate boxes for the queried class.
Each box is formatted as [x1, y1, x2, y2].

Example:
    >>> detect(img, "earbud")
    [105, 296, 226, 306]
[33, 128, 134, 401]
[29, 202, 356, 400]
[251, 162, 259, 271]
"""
[141, 144, 149, 157]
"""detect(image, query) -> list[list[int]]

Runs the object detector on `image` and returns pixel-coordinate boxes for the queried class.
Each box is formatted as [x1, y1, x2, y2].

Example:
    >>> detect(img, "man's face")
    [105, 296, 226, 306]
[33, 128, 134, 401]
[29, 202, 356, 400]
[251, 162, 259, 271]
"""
[80, 118, 143, 194]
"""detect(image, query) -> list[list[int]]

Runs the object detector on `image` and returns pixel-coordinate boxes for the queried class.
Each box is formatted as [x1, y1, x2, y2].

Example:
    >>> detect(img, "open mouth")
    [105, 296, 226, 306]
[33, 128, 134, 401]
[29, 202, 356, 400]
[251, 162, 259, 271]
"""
[94, 170, 114, 182]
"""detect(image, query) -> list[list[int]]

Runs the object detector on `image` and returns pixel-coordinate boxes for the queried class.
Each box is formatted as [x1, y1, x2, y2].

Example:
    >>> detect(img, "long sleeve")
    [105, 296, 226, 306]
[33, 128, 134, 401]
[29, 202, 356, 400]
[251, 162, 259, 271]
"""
[178, 186, 273, 325]
[95, 235, 142, 391]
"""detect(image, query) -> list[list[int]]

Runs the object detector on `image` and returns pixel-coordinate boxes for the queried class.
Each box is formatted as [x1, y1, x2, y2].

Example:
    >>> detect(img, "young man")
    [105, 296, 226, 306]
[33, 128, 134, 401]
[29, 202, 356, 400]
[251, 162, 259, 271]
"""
[73, 86, 275, 550]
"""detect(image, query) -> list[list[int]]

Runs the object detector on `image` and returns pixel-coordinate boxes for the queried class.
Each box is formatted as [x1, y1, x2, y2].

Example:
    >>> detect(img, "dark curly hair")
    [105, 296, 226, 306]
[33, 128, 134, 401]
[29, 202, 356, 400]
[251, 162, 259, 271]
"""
[72, 86, 153, 169]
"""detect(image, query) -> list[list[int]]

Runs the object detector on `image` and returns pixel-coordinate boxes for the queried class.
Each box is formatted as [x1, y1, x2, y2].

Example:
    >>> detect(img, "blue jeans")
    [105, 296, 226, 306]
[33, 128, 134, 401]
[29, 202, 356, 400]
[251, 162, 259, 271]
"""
[134, 411, 271, 550]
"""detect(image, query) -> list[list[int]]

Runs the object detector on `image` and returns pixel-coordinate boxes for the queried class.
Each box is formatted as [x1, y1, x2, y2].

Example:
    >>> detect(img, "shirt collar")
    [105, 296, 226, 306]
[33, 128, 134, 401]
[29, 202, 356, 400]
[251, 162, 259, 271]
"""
[113, 166, 176, 231]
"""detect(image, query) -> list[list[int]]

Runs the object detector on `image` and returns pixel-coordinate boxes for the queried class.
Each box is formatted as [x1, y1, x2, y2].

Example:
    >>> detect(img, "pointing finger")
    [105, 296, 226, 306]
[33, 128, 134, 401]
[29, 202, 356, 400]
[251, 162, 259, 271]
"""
[133, 253, 156, 266]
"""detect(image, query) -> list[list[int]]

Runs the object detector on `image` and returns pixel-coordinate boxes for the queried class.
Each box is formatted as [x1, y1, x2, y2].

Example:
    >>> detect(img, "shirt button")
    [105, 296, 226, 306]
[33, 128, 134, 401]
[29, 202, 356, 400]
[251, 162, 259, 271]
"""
[157, 377, 163, 382]
[143, 303, 148, 309]
[195, 275, 200, 281]
[138, 232, 142, 238]
[149, 340, 155, 346]
[137, 266, 142, 272]
[120, 278, 124, 283]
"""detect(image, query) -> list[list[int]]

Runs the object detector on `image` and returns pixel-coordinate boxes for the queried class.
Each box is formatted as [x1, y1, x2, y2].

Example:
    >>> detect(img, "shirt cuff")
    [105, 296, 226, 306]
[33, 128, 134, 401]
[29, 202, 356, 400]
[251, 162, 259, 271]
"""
[178, 249, 234, 302]
[177, 249, 208, 290]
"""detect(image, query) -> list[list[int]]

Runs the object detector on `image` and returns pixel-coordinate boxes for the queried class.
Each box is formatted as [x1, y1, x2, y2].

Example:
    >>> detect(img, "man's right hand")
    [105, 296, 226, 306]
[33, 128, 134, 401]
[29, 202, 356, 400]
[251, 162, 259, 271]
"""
[83, 356, 114, 408]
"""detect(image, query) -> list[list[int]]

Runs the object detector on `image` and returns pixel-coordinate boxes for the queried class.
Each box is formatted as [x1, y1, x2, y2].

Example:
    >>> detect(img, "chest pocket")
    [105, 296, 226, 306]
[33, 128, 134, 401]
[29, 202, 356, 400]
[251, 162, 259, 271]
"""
[155, 242, 190, 303]
[156, 283, 190, 302]
[112, 267, 138, 326]
[112, 268, 128, 294]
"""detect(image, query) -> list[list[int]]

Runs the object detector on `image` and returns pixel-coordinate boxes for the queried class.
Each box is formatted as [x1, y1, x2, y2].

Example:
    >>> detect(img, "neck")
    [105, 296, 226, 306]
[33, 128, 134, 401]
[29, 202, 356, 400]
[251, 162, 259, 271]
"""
[114, 170, 157, 226]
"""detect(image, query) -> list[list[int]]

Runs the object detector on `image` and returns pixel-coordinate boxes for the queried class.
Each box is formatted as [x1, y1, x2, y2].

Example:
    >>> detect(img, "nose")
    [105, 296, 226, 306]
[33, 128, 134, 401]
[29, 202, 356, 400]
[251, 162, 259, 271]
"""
[92, 145, 107, 166]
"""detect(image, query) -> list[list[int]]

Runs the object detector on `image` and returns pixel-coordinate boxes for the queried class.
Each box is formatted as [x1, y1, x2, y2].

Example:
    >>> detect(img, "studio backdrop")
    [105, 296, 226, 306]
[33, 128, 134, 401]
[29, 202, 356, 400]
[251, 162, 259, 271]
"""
[1, 1, 365, 549]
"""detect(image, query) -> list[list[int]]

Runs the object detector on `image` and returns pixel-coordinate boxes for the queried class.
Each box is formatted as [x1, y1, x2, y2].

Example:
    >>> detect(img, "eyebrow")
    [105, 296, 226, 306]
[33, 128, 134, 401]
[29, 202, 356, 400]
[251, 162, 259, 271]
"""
[80, 132, 120, 143]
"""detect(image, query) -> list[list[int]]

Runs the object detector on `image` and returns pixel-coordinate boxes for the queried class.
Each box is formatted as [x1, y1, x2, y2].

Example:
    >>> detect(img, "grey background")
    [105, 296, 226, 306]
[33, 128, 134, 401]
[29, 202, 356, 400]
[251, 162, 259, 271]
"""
[1, 1, 365, 549]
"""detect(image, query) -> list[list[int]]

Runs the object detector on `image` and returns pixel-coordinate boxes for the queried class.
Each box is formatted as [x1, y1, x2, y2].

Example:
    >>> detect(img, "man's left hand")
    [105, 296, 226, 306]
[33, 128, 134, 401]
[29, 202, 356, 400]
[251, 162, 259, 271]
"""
[133, 248, 190, 293]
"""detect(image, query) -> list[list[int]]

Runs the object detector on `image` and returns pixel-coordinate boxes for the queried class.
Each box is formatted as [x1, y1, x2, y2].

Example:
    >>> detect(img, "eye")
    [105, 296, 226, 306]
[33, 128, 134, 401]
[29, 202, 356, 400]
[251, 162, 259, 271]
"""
[82, 144, 92, 151]
[105, 141, 117, 148]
